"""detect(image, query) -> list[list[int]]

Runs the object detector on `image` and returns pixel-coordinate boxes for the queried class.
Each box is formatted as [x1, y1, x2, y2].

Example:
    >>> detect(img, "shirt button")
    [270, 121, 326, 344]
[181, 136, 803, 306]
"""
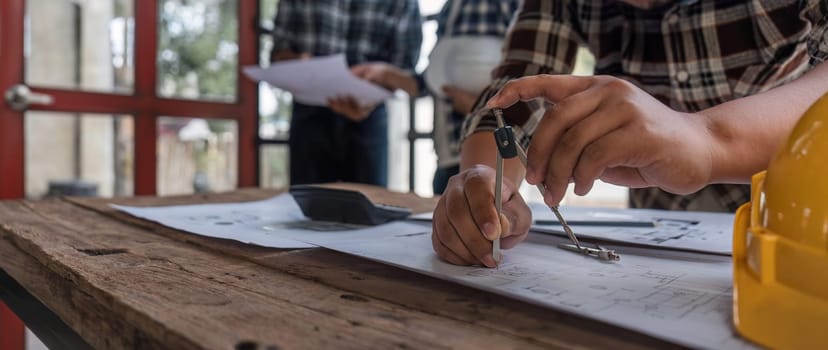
[676, 70, 689, 82]
[667, 14, 679, 25]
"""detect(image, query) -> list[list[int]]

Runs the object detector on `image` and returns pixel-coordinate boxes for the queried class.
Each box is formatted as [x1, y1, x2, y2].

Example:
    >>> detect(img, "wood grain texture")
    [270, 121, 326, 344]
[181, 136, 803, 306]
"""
[0, 185, 678, 349]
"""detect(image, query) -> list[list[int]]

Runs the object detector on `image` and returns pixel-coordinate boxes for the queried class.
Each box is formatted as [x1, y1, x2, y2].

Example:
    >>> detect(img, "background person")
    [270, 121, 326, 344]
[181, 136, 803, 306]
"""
[346, 0, 520, 194]
[271, 0, 423, 187]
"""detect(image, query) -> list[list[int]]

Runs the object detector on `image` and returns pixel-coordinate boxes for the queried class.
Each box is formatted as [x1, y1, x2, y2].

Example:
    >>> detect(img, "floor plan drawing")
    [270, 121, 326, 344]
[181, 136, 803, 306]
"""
[530, 204, 735, 255]
[286, 228, 756, 349]
[115, 196, 755, 348]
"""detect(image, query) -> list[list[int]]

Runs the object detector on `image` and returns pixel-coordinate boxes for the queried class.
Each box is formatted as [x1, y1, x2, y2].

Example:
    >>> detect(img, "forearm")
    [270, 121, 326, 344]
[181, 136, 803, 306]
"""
[458, 79, 543, 187]
[460, 132, 526, 185]
[455, 0, 582, 186]
[385, 69, 419, 96]
[704, 62, 828, 183]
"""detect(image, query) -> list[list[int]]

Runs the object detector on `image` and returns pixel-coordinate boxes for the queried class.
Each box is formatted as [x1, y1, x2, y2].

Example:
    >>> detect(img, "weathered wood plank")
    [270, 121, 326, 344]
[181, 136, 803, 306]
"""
[0, 199, 563, 349]
[67, 190, 675, 349]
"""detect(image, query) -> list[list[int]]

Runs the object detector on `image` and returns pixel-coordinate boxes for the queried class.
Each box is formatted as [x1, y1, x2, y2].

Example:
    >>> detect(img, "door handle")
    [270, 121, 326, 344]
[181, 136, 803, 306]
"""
[4, 84, 54, 111]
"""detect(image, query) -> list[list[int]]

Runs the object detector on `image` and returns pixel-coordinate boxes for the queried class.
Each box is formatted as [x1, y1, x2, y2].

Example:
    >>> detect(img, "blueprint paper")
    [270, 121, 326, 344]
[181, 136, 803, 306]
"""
[272, 225, 754, 349]
[111, 194, 425, 249]
[113, 195, 755, 348]
[411, 203, 734, 255]
[530, 203, 734, 255]
[243, 54, 392, 106]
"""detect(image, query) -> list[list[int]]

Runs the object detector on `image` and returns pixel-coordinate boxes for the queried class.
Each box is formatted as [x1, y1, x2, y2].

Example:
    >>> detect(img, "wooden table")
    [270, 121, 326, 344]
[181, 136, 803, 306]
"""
[0, 185, 680, 349]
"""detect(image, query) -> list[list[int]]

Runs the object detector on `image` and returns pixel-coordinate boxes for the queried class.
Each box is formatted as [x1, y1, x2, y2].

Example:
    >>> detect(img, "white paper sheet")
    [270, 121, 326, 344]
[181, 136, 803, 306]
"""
[272, 225, 754, 349]
[530, 203, 734, 255]
[412, 203, 734, 255]
[114, 196, 754, 348]
[111, 194, 425, 249]
[243, 54, 392, 106]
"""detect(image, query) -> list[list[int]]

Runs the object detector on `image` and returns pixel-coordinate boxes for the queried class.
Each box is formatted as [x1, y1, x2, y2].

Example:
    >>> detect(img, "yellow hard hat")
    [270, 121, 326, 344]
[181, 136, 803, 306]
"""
[733, 92, 828, 349]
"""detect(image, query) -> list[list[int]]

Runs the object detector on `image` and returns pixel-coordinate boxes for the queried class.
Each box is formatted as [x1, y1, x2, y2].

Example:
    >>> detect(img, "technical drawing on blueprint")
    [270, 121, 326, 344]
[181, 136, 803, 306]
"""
[285, 226, 756, 350]
[117, 195, 755, 348]
[530, 203, 735, 255]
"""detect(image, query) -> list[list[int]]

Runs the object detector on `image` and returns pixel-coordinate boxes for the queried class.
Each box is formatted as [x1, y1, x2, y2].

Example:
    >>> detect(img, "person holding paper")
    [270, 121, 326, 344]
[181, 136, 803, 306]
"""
[347, 0, 520, 194]
[430, 0, 828, 267]
[271, 0, 422, 187]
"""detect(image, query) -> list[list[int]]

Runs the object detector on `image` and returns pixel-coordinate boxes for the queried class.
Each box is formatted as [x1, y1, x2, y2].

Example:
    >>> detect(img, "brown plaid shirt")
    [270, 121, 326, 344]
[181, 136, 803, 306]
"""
[463, 0, 828, 212]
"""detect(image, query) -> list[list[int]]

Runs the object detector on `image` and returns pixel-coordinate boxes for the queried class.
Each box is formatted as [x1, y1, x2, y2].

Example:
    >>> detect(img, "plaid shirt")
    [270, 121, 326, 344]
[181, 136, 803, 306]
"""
[436, 0, 520, 37]
[271, 0, 422, 70]
[431, 0, 521, 168]
[463, 0, 828, 212]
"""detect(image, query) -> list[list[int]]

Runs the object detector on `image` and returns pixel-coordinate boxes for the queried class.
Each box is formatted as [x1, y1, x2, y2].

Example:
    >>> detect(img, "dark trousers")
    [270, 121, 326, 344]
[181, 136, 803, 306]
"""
[289, 103, 388, 186]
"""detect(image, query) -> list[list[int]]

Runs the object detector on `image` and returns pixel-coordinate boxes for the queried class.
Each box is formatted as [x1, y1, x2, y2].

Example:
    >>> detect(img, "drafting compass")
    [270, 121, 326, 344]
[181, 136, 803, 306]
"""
[491, 108, 620, 264]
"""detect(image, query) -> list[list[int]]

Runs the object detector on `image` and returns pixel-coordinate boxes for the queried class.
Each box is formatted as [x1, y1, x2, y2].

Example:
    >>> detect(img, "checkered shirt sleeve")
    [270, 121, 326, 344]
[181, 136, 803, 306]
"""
[460, 0, 828, 212]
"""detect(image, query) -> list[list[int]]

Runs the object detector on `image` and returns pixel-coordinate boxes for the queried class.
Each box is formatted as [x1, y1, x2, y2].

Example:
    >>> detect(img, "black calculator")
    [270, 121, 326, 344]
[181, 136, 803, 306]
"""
[289, 185, 412, 225]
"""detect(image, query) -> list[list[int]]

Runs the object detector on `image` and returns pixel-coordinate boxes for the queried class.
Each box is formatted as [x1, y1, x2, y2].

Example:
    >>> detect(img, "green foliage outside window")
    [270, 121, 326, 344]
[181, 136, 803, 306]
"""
[157, 0, 238, 102]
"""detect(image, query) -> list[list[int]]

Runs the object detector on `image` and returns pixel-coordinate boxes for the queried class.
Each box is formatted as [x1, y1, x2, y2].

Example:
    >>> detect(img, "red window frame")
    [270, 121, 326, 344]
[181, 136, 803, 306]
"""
[0, 0, 259, 347]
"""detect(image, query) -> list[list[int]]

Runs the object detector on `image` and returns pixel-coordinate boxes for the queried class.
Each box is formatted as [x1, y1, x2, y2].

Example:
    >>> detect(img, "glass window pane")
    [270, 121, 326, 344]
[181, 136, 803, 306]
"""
[259, 145, 289, 189]
[257, 0, 291, 141]
[25, 112, 134, 199]
[157, 117, 238, 196]
[259, 83, 291, 140]
[259, 0, 278, 27]
[258, 0, 277, 65]
[573, 47, 597, 76]
[413, 138, 437, 197]
[386, 97, 411, 193]
[157, 0, 238, 102]
[259, 29, 273, 66]
[25, 0, 135, 93]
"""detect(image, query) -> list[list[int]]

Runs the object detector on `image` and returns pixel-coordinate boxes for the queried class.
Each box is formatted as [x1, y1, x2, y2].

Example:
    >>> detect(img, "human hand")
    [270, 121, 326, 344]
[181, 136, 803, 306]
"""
[328, 96, 374, 122]
[442, 85, 478, 115]
[431, 165, 532, 267]
[486, 75, 716, 206]
[351, 62, 418, 96]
